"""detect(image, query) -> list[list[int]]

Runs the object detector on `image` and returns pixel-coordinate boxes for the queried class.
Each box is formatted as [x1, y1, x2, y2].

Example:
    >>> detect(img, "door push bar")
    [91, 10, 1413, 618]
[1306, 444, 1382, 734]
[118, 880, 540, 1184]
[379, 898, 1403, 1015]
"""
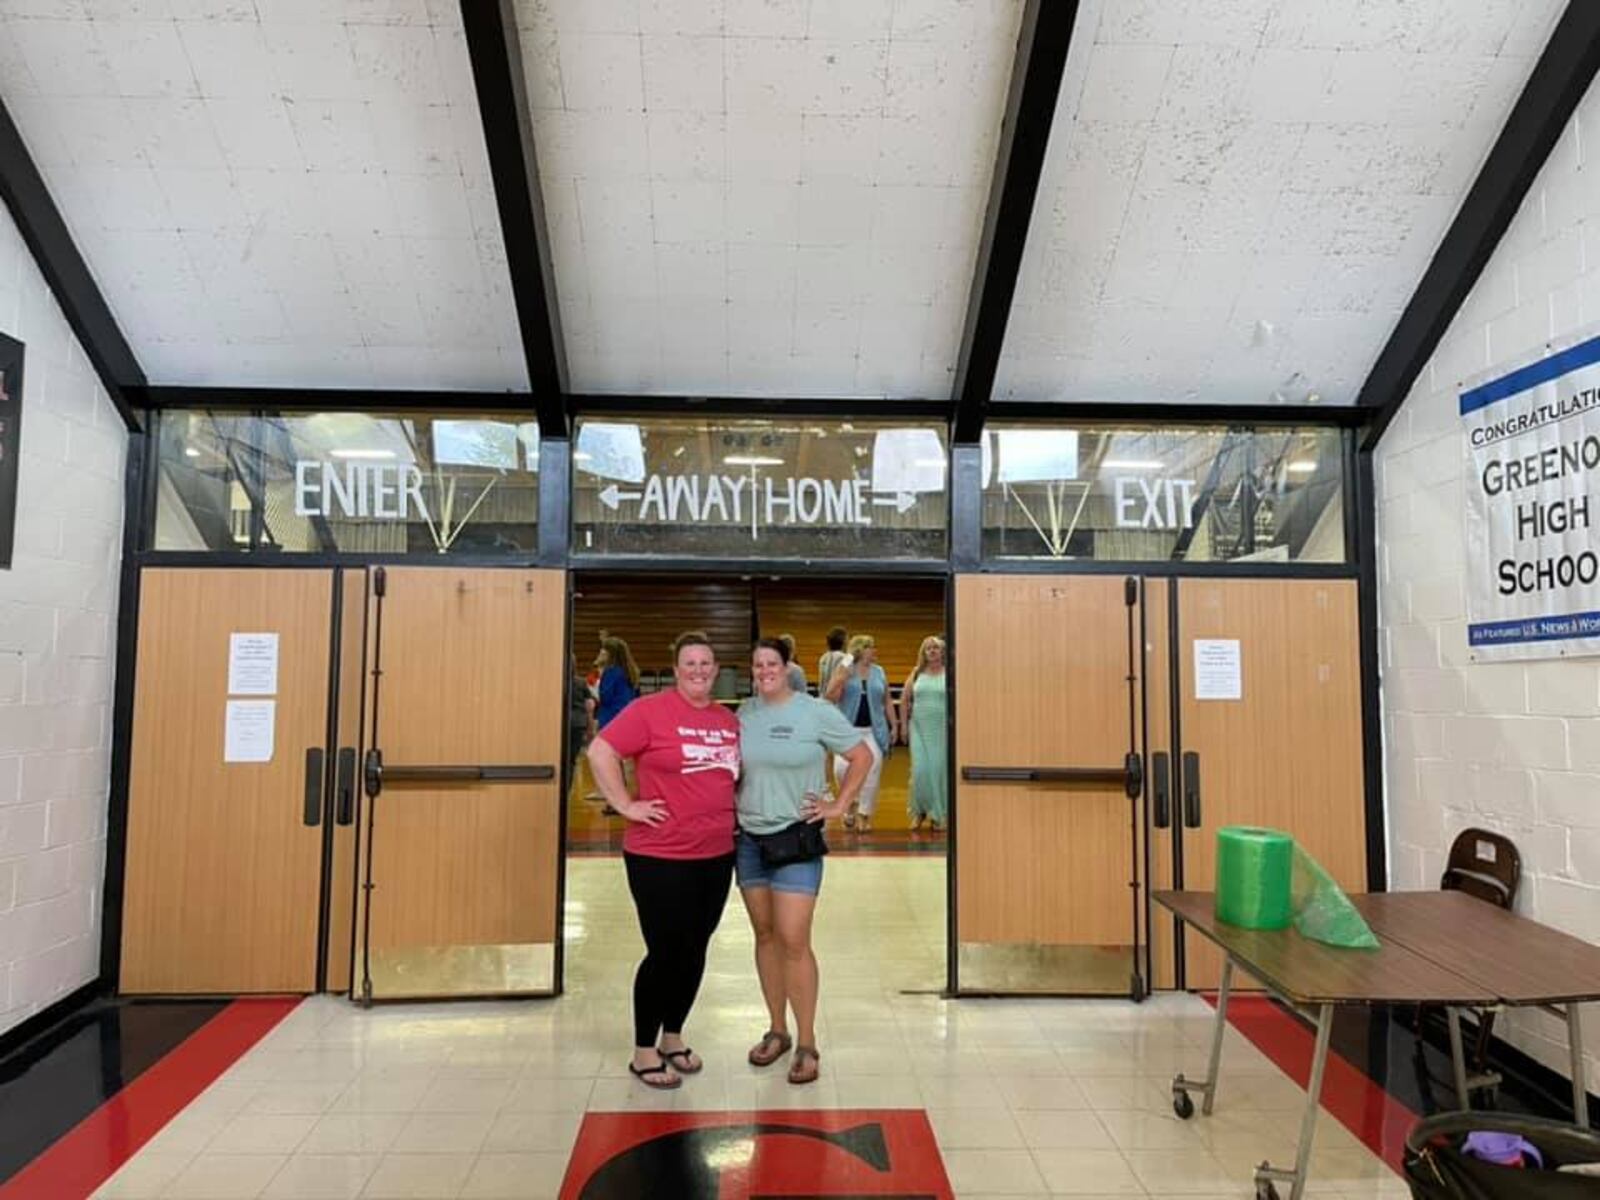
[961, 752, 1144, 800]
[362, 749, 555, 797]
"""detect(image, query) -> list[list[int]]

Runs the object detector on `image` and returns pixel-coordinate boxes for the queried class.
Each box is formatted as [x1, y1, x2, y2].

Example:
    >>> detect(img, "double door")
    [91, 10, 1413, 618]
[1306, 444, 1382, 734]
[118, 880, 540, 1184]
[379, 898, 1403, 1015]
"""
[119, 566, 566, 1000]
[953, 574, 1365, 995]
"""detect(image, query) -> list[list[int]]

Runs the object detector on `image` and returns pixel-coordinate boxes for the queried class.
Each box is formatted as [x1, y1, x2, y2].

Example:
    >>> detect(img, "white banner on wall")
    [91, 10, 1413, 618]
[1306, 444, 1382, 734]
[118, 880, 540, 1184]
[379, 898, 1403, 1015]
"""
[1462, 328, 1600, 661]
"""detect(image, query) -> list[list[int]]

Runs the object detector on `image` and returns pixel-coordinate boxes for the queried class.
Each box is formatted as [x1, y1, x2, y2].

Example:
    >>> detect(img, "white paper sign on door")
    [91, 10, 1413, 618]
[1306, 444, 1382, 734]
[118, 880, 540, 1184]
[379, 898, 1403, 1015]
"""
[224, 699, 276, 763]
[228, 632, 280, 695]
[1193, 639, 1242, 701]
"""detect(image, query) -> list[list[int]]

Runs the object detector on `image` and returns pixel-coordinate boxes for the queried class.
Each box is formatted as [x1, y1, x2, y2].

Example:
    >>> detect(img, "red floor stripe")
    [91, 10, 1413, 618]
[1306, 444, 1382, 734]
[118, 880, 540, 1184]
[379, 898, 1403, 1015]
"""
[1208, 993, 1416, 1175]
[0, 997, 300, 1200]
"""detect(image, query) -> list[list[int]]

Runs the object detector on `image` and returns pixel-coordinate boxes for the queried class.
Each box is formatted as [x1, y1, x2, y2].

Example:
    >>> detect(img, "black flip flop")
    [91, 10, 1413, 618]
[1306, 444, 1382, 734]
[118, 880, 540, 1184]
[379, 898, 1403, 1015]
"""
[660, 1047, 703, 1074]
[628, 1060, 682, 1089]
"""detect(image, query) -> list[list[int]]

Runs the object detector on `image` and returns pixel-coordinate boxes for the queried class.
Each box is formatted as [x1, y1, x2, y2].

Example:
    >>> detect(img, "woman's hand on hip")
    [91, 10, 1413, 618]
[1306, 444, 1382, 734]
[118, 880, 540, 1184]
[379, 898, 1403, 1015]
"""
[800, 790, 844, 824]
[618, 797, 668, 826]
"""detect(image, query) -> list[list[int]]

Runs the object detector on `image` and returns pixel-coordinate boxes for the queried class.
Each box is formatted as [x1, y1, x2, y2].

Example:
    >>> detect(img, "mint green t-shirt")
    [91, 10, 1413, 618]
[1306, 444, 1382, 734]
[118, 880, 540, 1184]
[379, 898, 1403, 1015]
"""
[737, 692, 865, 834]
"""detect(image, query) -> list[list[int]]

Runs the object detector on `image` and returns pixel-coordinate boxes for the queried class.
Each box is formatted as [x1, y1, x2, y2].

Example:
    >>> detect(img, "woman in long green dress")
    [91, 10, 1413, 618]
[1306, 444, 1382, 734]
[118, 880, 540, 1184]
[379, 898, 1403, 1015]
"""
[900, 636, 948, 831]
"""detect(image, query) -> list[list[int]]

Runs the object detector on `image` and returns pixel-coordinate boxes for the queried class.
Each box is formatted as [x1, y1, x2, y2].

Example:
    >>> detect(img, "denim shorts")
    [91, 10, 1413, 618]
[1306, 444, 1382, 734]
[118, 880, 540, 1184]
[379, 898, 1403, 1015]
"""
[735, 830, 824, 896]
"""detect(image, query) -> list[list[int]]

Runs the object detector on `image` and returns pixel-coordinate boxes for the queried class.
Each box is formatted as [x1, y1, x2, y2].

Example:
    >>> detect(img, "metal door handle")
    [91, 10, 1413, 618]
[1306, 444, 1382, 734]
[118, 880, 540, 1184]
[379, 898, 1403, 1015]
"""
[362, 759, 555, 795]
[363, 748, 383, 799]
[1122, 752, 1142, 800]
[335, 747, 356, 825]
[1152, 751, 1171, 828]
[1182, 750, 1201, 828]
[303, 748, 324, 826]
[961, 765, 1131, 787]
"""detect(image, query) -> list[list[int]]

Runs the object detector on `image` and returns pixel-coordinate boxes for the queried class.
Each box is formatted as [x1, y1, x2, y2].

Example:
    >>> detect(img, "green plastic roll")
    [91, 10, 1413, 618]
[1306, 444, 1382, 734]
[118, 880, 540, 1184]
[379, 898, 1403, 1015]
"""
[1215, 826, 1294, 929]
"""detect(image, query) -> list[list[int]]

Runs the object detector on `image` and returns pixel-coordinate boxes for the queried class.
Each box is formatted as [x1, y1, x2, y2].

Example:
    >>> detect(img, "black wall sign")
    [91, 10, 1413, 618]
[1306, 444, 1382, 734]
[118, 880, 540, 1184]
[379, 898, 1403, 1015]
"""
[0, 334, 22, 570]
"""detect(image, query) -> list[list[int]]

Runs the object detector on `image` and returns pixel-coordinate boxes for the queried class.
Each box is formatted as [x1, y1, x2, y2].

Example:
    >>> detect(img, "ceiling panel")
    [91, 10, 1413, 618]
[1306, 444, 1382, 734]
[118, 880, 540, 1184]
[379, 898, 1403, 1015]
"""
[0, 0, 526, 390]
[994, 0, 1566, 407]
[517, 0, 1024, 398]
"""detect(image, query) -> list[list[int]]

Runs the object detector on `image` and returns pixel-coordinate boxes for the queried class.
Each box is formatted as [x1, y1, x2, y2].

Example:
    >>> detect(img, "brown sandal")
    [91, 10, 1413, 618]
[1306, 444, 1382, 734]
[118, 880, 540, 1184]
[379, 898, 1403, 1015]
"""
[788, 1046, 820, 1085]
[748, 1030, 792, 1067]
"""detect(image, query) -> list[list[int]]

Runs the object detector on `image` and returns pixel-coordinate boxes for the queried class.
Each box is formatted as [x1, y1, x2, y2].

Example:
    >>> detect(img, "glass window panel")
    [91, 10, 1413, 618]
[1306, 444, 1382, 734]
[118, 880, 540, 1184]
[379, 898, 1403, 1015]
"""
[152, 410, 539, 554]
[573, 416, 947, 560]
[980, 424, 1347, 563]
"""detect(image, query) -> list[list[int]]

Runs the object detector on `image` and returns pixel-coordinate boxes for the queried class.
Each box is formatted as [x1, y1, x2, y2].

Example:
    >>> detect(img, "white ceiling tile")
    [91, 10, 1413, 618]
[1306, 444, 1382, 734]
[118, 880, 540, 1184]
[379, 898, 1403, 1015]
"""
[796, 180, 873, 246]
[727, 111, 801, 182]
[650, 180, 726, 243]
[50, 97, 146, 167]
[524, 0, 641, 37]
[353, 288, 426, 345]
[279, 288, 366, 343]
[645, 111, 725, 181]
[655, 299, 727, 358]
[799, 113, 880, 181]
[724, 36, 800, 115]
[724, 0, 805, 39]
[308, 170, 399, 236]
[807, 0, 892, 39]
[791, 38, 888, 117]
[890, 0, 1003, 44]
[1154, 45, 1251, 126]
[514, 19, 566, 110]
[101, 18, 201, 97]
[574, 178, 654, 244]
[726, 180, 800, 244]
[638, 0, 723, 37]
[206, 290, 290, 340]
[641, 34, 723, 111]
[1076, 44, 1172, 124]
[284, 99, 381, 172]
[386, 174, 474, 237]
[346, 24, 447, 98]
[263, 22, 363, 102]
[82, 166, 174, 230]
[584, 237, 659, 300]
[1238, 49, 1338, 123]
[367, 101, 470, 175]
[166, 0, 256, 16]
[176, 19, 276, 99]
[208, 98, 305, 170]
[795, 245, 870, 307]
[9, 15, 118, 95]
[557, 32, 644, 112]
[1095, 0, 1187, 45]
[654, 241, 726, 302]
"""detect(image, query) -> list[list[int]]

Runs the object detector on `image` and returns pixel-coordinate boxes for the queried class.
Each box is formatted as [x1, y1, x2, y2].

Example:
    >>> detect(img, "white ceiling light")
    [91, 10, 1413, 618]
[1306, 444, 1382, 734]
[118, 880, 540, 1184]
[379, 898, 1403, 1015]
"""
[1286, 460, 1318, 473]
[1100, 459, 1164, 471]
[724, 455, 785, 467]
[330, 448, 396, 460]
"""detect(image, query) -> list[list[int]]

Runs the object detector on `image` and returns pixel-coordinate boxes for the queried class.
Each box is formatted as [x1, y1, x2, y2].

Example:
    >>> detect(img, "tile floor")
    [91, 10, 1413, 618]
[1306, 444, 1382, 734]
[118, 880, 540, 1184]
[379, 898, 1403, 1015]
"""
[90, 859, 1406, 1198]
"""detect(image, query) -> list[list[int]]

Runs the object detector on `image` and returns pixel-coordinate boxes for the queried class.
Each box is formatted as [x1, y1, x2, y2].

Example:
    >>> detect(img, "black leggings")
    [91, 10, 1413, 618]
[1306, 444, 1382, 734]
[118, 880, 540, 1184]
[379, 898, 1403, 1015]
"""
[624, 851, 735, 1049]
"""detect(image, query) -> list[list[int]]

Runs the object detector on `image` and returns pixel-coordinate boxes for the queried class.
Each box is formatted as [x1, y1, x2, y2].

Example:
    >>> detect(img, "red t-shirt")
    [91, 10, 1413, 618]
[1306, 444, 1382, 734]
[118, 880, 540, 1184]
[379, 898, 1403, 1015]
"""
[597, 690, 741, 859]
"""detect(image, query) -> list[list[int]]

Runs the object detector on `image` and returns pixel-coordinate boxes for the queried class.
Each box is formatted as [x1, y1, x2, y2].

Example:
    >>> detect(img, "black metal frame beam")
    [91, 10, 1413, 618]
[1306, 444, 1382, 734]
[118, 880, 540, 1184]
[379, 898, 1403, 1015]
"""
[129, 385, 533, 412]
[460, 0, 568, 440]
[951, 0, 1079, 444]
[1357, 1, 1600, 451]
[0, 97, 144, 431]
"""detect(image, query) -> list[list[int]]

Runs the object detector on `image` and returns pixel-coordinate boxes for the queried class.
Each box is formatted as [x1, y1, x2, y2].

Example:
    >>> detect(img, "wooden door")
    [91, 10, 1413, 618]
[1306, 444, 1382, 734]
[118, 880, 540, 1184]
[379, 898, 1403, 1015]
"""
[355, 567, 565, 1001]
[122, 569, 333, 993]
[1174, 578, 1365, 989]
[954, 575, 1144, 995]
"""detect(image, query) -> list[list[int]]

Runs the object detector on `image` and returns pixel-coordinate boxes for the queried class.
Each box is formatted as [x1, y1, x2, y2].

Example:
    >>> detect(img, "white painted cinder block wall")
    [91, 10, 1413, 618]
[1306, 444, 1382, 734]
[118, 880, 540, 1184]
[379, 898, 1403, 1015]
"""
[1378, 76, 1600, 1094]
[0, 204, 126, 1037]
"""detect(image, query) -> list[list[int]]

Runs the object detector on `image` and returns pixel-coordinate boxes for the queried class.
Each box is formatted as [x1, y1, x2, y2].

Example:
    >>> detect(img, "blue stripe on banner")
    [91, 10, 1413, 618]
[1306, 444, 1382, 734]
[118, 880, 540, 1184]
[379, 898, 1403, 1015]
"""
[1468, 610, 1600, 647]
[1459, 334, 1600, 416]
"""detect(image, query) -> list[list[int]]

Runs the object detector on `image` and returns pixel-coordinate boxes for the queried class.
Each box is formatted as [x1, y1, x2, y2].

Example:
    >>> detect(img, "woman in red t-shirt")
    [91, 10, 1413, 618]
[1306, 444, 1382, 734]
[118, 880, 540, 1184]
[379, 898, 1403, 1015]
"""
[587, 631, 741, 1089]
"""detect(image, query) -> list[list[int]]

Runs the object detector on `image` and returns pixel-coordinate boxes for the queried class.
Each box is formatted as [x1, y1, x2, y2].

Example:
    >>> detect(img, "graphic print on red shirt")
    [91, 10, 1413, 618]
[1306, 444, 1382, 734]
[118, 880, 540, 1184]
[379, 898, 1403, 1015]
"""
[597, 690, 740, 860]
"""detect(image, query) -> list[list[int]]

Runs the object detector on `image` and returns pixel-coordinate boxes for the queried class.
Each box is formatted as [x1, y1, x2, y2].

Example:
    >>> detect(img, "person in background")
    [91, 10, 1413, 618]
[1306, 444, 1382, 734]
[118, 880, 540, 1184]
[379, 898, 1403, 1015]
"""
[737, 637, 873, 1084]
[595, 636, 641, 731]
[901, 636, 948, 832]
[823, 634, 894, 831]
[567, 654, 590, 775]
[778, 633, 807, 694]
[817, 626, 848, 691]
[587, 632, 741, 1090]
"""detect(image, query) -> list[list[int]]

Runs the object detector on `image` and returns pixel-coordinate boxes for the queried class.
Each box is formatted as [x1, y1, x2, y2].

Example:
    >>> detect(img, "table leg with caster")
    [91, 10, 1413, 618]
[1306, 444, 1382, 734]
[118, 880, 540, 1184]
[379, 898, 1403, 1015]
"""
[1251, 1002, 1333, 1200]
[1172, 956, 1233, 1120]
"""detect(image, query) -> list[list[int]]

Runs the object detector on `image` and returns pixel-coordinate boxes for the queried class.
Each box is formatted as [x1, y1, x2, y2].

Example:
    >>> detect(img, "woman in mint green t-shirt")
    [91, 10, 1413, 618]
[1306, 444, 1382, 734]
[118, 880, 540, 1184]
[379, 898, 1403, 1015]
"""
[736, 638, 873, 1085]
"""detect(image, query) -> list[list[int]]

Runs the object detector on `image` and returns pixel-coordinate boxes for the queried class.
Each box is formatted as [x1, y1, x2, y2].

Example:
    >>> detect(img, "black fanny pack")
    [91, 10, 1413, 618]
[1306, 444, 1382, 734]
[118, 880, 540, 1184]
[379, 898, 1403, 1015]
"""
[751, 820, 828, 867]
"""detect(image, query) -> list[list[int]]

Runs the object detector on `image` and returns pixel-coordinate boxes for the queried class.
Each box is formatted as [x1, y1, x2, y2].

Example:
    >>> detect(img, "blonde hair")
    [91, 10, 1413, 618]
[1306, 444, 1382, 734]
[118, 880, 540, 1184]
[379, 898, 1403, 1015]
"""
[916, 636, 945, 671]
[846, 634, 875, 657]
